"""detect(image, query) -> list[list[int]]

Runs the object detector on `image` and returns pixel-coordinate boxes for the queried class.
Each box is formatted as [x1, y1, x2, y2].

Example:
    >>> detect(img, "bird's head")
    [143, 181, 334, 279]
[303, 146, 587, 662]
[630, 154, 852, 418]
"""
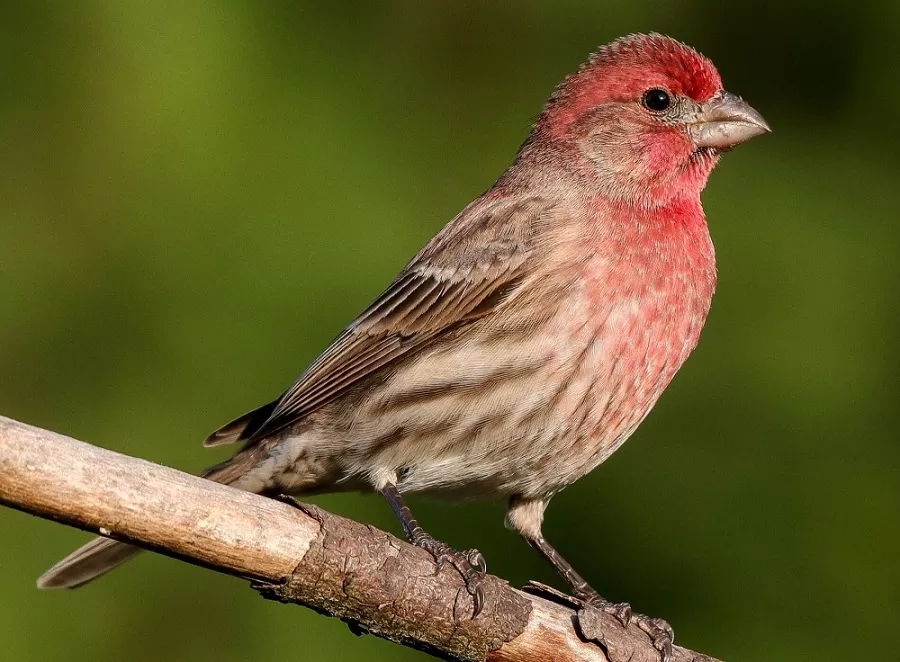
[534, 34, 770, 206]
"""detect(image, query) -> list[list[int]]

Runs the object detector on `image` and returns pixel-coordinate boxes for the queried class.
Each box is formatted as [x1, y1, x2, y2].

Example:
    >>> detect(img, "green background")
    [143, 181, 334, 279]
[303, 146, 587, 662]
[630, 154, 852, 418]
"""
[2, 2, 897, 661]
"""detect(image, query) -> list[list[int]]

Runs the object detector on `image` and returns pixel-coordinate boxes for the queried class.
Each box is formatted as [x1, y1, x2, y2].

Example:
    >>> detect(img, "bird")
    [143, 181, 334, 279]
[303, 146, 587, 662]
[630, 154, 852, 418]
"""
[38, 33, 768, 660]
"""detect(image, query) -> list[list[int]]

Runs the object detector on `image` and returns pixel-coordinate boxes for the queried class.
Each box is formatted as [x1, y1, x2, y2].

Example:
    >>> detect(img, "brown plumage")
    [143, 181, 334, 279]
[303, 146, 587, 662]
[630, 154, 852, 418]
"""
[38, 33, 768, 660]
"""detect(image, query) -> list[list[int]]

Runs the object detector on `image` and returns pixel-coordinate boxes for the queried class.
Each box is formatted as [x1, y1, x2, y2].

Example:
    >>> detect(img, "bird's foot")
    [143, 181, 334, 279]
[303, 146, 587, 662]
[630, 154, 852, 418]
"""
[411, 532, 486, 617]
[579, 591, 633, 626]
[582, 594, 674, 662]
[631, 612, 674, 662]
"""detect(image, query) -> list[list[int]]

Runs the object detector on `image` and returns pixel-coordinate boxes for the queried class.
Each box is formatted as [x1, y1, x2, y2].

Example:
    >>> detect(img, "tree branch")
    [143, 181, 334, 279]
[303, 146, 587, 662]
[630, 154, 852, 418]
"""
[0, 415, 722, 662]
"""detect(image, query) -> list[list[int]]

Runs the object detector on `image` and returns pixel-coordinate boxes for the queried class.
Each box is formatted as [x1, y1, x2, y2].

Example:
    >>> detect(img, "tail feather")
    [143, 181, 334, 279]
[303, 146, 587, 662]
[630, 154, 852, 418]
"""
[37, 441, 270, 590]
[37, 537, 142, 589]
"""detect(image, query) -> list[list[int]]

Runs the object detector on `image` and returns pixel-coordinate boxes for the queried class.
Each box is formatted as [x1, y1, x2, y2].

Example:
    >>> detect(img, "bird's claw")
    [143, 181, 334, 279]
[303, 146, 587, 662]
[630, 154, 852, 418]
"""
[412, 535, 487, 617]
[634, 614, 674, 662]
[465, 548, 488, 574]
[583, 595, 673, 662]
[584, 595, 633, 627]
[610, 601, 632, 627]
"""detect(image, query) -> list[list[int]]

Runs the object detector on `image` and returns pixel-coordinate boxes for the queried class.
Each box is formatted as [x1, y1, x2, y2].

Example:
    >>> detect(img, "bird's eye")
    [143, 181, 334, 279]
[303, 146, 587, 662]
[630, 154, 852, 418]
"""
[642, 88, 671, 112]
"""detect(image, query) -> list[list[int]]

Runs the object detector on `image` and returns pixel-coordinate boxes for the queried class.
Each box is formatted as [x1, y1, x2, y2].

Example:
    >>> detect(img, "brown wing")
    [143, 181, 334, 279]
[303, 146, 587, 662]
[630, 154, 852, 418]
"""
[225, 195, 545, 444]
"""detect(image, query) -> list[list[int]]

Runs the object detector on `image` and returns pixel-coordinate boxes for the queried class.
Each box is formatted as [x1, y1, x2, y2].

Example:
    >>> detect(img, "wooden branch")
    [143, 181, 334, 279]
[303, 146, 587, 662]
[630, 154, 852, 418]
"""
[0, 415, 722, 662]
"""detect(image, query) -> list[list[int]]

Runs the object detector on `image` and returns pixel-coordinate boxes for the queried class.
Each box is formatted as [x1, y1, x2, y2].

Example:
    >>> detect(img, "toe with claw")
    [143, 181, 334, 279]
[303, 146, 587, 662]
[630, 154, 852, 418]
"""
[581, 593, 674, 662]
[594, 598, 633, 628]
[633, 613, 674, 662]
[412, 534, 487, 617]
[579, 591, 633, 627]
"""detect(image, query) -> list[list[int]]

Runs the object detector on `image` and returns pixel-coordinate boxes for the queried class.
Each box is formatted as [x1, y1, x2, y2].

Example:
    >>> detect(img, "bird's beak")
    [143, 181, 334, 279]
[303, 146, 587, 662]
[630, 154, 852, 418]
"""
[689, 90, 770, 150]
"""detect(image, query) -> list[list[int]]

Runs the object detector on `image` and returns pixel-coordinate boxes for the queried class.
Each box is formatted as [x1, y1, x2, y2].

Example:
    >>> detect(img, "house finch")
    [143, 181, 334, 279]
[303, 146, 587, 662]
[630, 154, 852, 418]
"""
[38, 33, 768, 660]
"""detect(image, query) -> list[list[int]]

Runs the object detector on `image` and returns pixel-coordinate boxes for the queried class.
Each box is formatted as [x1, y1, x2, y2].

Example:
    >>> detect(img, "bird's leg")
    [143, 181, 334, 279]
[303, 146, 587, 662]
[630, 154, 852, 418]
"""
[529, 534, 674, 662]
[379, 483, 486, 616]
[506, 496, 672, 661]
[527, 534, 630, 618]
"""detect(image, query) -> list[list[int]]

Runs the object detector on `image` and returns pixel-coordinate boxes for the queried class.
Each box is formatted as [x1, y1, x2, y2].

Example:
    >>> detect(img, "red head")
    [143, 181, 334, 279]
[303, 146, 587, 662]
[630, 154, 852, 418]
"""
[528, 34, 769, 207]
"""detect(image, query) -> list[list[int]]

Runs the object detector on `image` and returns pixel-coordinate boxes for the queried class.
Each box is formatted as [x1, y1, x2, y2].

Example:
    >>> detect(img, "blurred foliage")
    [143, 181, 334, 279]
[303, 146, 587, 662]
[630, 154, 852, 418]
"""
[1, 2, 898, 661]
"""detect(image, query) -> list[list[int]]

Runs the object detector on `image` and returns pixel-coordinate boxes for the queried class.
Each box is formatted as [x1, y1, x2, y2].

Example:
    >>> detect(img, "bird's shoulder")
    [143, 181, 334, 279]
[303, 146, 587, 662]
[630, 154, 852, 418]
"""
[219, 192, 561, 444]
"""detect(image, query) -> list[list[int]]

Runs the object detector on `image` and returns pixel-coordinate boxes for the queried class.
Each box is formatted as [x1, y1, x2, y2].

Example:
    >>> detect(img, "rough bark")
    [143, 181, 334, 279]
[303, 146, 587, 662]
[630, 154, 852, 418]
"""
[0, 415, 722, 662]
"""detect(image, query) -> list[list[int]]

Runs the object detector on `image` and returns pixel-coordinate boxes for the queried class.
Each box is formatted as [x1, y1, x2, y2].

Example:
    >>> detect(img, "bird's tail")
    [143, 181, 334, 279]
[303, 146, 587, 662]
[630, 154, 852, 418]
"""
[36, 536, 143, 589]
[36, 442, 267, 590]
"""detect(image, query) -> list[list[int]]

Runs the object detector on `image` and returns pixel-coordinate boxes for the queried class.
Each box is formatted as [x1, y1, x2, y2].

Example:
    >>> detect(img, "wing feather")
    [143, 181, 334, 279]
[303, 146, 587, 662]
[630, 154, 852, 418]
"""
[233, 195, 547, 443]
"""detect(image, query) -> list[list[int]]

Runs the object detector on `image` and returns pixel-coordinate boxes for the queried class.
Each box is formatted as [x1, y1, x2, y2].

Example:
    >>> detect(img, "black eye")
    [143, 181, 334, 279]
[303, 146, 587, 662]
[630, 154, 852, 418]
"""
[642, 88, 671, 112]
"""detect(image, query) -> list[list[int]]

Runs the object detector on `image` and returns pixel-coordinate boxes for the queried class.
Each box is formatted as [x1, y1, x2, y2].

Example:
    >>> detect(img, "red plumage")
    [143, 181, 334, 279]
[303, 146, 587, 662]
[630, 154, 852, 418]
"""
[543, 34, 722, 137]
